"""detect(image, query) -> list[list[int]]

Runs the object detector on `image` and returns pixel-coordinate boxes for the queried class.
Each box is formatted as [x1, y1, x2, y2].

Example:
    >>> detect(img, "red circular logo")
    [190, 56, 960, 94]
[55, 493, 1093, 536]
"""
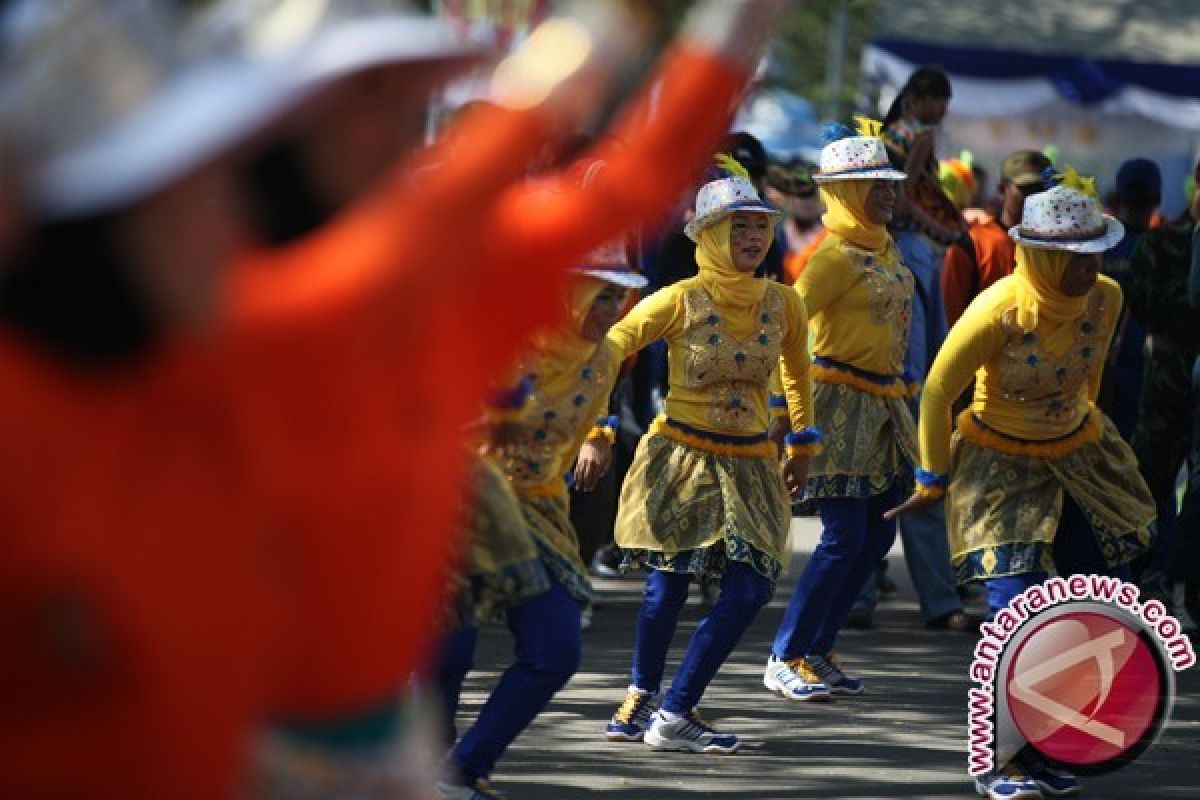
[1005, 611, 1163, 766]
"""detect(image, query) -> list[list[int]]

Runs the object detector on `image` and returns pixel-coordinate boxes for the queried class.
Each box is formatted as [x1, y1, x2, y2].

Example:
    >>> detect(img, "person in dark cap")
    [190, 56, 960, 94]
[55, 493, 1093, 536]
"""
[1098, 157, 1163, 441]
[723, 131, 769, 192]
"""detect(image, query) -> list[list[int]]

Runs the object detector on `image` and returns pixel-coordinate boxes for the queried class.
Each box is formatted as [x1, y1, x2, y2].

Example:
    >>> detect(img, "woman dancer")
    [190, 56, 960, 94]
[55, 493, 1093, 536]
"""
[603, 156, 818, 753]
[766, 122, 915, 700]
[888, 171, 1155, 800]
[434, 245, 643, 799]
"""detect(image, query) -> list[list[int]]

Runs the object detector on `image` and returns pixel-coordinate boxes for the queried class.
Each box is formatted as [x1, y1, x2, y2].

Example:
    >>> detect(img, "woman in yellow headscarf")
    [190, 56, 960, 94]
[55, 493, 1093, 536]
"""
[887, 175, 1155, 800]
[598, 157, 818, 754]
[765, 124, 917, 702]
[434, 243, 644, 799]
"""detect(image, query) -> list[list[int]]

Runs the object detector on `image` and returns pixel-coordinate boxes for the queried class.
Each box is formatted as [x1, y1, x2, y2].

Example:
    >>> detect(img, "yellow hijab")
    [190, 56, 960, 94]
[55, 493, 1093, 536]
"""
[533, 276, 607, 382]
[819, 180, 889, 252]
[695, 215, 770, 309]
[1013, 245, 1088, 352]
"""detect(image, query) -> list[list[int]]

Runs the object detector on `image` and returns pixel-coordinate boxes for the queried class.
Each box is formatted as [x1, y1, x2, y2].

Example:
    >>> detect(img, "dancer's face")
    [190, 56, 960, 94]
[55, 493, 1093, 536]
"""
[1059, 252, 1101, 297]
[864, 180, 898, 225]
[581, 284, 630, 342]
[729, 211, 772, 272]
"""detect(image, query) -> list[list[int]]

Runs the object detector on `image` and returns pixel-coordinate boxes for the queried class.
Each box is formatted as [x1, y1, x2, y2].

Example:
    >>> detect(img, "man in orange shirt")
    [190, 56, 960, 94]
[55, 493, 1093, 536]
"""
[941, 150, 1051, 326]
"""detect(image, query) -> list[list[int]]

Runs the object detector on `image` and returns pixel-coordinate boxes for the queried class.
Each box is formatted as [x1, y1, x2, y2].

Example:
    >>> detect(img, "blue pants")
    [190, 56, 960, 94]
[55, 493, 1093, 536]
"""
[435, 576, 582, 783]
[854, 499, 963, 622]
[631, 560, 772, 713]
[773, 486, 901, 659]
[985, 496, 1133, 615]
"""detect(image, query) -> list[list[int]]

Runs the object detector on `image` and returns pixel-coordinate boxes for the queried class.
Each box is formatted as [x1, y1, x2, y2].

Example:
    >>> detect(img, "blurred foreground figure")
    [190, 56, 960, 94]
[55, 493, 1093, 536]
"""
[0, 0, 789, 797]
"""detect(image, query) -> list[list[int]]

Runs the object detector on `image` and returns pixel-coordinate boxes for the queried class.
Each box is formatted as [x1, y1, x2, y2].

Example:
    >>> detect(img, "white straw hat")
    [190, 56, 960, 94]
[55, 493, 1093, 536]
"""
[1008, 184, 1124, 254]
[813, 134, 906, 183]
[684, 174, 781, 242]
[0, 0, 304, 220]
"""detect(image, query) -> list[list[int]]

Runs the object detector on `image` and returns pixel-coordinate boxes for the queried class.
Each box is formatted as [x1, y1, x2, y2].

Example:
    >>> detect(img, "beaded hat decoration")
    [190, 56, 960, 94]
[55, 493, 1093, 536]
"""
[684, 152, 781, 242]
[575, 237, 647, 289]
[1009, 165, 1124, 254]
[813, 116, 906, 184]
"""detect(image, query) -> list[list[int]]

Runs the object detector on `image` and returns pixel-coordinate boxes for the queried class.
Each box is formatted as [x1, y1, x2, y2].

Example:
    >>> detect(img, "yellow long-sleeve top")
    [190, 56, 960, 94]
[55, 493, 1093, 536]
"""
[796, 233, 914, 379]
[918, 274, 1122, 475]
[604, 277, 814, 440]
[497, 341, 616, 496]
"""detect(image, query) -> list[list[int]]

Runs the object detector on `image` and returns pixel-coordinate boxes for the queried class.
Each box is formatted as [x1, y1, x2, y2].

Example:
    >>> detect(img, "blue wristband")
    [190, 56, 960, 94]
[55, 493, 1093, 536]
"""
[914, 467, 947, 489]
[784, 427, 823, 446]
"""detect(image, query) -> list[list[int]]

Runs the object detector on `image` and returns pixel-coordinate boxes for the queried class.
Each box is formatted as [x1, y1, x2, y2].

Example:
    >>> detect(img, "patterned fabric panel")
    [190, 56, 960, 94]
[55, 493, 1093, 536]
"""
[947, 413, 1155, 583]
[614, 432, 790, 574]
[621, 535, 782, 588]
[806, 381, 916, 498]
[985, 289, 1112, 429]
[678, 285, 786, 432]
[503, 344, 613, 488]
[517, 493, 594, 606]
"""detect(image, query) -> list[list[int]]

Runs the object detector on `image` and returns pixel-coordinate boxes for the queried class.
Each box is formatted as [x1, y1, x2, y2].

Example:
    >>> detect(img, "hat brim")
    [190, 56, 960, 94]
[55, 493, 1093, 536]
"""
[813, 167, 907, 184]
[1008, 215, 1126, 254]
[295, 16, 487, 86]
[35, 57, 303, 219]
[1008, 174, 1045, 188]
[577, 268, 649, 289]
[684, 204, 782, 242]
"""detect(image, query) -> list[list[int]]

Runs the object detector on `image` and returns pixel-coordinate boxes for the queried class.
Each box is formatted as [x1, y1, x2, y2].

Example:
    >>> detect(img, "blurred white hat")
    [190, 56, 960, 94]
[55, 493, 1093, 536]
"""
[198, 0, 489, 91]
[574, 239, 647, 290]
[0, 0, 305, 220]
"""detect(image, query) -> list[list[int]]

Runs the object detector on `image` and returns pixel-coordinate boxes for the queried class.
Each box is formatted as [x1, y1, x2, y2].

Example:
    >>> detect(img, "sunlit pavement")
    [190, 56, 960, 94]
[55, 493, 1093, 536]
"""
[460, 516, 1200, 799]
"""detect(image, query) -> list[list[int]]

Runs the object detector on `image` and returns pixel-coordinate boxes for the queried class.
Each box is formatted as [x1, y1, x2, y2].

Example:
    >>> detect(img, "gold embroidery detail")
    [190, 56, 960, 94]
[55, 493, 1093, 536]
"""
[504, 347, 611, 484]
[993, 290, 1110, 424]
[841, 243, 914, 368]
[680, 286, 787, 431]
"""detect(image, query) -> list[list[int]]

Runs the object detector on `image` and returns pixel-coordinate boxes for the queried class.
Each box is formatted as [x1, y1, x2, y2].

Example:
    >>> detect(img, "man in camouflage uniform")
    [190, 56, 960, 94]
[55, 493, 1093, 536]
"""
[1126, 166, 1200, 607]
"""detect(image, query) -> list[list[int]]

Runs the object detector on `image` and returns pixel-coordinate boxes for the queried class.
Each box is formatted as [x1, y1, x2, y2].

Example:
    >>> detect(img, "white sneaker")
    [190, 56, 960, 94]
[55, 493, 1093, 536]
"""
[643, 710, 740, 754]
[763, 655, 832, 701]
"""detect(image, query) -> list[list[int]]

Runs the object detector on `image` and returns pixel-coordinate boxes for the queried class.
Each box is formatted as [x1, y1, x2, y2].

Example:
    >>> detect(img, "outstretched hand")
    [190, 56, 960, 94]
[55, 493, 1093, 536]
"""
[882, 491, 939, 521]
[574, 440, 613, 492]
[782, 454, 811, 499]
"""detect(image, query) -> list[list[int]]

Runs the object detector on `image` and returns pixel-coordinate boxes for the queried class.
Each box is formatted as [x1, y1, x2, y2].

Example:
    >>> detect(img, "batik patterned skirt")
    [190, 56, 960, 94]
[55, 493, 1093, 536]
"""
[948, 411, 1156, 583]
[615, 418, 790, 585]
[806, 379, 917, 499]
[515, 489, 595, 607]
[445, 457, 552, 628]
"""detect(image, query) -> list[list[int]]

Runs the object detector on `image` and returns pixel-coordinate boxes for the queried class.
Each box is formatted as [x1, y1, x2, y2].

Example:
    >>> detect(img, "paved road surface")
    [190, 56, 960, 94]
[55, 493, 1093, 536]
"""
[458, 517, 1200, 799]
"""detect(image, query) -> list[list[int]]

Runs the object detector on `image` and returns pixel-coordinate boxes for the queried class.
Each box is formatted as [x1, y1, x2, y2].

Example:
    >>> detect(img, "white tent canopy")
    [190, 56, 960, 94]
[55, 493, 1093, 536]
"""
[863, 0, 1200, 213]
